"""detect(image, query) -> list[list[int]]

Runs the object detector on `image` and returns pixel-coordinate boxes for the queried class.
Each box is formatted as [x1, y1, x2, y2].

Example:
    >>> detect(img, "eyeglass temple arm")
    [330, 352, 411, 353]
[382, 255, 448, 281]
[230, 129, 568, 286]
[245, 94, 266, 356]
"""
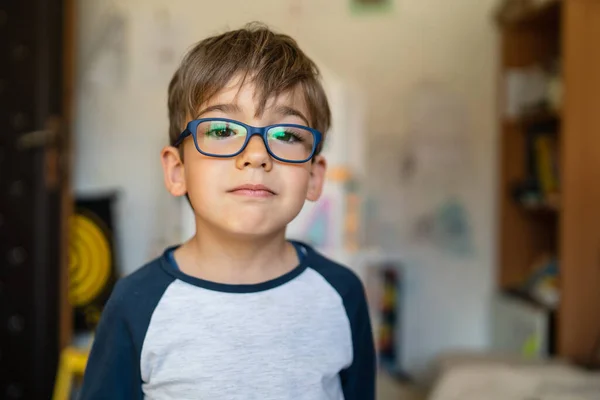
[173, 128, 192, 146]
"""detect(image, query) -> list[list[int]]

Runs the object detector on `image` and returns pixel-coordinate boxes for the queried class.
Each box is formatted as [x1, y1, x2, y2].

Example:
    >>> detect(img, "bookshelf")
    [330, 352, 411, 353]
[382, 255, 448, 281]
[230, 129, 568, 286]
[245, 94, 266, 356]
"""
[496, 0, 600, 366]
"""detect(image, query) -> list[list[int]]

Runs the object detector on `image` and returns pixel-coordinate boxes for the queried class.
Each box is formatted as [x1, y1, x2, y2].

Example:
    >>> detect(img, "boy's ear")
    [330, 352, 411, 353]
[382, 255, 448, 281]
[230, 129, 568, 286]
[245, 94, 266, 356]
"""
[161, 146, 187, 197]
[306, 155, 327, 202]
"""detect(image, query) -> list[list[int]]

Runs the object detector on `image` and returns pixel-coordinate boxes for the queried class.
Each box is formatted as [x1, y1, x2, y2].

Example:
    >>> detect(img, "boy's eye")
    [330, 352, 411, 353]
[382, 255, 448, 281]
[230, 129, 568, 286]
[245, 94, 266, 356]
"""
[270, 130, 303, 143]
[206, 127, 238, 138]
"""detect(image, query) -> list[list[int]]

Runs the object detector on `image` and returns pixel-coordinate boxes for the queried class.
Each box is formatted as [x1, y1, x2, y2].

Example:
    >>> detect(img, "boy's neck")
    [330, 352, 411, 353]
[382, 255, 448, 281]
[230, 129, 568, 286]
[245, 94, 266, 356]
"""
[174, 220, 299, 285]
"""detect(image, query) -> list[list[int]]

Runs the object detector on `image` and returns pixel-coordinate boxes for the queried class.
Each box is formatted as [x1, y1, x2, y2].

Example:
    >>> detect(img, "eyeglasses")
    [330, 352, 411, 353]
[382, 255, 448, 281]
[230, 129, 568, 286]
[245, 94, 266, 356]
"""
[173, 118, 323, 164]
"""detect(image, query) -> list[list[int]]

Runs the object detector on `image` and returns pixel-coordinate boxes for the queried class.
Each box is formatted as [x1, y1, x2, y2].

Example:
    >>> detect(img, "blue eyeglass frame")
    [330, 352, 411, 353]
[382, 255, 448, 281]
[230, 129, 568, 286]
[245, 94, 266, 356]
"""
[173, 118, 323, 164]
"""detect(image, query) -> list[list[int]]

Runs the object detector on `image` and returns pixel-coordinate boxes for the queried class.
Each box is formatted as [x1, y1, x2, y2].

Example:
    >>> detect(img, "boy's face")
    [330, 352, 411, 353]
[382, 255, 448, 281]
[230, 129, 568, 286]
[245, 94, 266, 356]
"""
[161, 76, 327, 237]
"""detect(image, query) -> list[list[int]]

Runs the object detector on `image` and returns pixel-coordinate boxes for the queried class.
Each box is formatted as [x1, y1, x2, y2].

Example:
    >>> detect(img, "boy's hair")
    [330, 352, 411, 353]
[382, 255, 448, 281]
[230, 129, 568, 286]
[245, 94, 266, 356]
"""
[168, 23, 331, 150]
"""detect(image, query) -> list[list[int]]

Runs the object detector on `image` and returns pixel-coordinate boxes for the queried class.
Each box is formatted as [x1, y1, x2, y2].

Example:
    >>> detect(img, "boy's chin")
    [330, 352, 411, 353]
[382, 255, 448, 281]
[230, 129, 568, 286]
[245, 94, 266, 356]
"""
[199, 213, 292, 239]
[221, 219, 288, 238]
[194, 206, 301, 239]
[208, 227, 282, 242]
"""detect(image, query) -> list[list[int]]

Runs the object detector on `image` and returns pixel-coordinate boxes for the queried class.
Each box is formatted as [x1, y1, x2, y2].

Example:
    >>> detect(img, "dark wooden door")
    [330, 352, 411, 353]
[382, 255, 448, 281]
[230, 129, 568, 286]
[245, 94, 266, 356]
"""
[0, 0, 73, 398]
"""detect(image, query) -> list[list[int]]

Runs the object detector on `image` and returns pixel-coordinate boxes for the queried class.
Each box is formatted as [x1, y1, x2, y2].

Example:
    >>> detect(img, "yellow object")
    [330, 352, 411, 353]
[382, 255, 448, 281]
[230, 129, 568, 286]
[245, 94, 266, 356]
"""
[52, 347, 89, 400]
[70, 213, 112, 305]
[522, 334, 541, 358]
[534, 135, 558, 196]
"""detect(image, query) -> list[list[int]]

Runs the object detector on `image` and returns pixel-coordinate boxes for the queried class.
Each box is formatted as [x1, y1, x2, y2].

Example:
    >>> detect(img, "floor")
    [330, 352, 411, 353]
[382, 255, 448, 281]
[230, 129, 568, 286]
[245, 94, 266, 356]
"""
[377, 372, 426, 400]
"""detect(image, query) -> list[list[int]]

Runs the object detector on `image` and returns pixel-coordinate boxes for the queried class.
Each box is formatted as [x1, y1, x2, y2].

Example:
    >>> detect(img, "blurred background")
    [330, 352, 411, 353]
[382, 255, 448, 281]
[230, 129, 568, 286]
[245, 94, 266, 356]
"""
[2, 0, 600, 398]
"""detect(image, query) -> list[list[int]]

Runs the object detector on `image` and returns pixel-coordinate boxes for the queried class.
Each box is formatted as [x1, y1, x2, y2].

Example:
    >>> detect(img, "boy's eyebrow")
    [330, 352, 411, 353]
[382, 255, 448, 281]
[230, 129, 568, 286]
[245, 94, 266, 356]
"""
[196, 104, 242, 118]
[196, 103, 310, 126]
[272, 105, 310, 126]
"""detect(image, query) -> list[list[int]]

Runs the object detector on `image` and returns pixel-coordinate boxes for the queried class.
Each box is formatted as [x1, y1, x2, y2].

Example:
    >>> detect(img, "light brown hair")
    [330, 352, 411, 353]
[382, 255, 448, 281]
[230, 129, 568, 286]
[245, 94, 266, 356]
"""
[167, 22, 331, 150]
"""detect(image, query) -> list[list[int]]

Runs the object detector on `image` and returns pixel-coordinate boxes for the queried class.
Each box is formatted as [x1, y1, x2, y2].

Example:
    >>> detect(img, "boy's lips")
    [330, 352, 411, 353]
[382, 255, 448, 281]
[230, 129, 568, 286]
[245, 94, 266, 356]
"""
[228, 184, 276, 198]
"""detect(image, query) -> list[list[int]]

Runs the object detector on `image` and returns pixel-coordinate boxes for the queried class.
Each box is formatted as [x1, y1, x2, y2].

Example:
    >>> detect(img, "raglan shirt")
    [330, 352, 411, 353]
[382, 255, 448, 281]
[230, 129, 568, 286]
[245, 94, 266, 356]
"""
[79, 242, 376, 400]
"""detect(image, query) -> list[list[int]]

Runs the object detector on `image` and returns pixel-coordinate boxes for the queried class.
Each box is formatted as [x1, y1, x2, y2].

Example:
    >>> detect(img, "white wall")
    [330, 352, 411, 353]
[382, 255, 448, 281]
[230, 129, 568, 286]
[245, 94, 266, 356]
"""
[74, 0, 498, 379]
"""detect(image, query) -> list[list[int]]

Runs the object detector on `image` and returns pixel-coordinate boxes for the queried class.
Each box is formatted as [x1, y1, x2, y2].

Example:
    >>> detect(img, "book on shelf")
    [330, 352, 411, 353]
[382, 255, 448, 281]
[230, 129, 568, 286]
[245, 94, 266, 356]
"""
[513, 120, 560, 209]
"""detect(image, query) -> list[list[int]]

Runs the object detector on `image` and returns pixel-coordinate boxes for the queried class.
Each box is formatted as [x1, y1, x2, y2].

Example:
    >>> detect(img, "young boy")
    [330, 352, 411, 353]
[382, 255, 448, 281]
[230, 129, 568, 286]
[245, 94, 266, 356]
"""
[80, 23, 376, 400]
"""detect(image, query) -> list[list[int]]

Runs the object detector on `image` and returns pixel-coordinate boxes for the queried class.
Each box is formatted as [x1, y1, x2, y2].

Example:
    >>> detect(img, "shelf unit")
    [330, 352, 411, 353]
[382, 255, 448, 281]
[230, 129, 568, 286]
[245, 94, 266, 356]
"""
[496, 0, 600, 365]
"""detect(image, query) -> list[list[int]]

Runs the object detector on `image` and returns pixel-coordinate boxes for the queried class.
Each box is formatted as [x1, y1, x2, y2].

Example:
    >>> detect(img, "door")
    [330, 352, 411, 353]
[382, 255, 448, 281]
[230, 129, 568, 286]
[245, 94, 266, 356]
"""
[0, 0, 74, 398]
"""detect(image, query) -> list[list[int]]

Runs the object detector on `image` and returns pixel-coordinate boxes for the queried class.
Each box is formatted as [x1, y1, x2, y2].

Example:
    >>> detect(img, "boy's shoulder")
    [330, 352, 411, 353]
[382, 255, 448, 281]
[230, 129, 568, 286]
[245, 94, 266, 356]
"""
[301, 243, 366, 301]
[104, 254, 174, 319]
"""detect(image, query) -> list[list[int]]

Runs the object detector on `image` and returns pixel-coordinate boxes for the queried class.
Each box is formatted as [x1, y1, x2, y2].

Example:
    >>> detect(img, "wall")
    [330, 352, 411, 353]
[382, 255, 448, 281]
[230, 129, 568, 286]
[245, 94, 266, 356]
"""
[73, 0, 498, 378]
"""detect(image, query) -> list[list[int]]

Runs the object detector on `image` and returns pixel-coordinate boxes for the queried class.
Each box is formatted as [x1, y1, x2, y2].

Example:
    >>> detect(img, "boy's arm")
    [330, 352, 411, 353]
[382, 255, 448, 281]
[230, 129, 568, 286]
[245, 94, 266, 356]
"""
[79, 281, 143, 400]
[340, 285, 376, 400]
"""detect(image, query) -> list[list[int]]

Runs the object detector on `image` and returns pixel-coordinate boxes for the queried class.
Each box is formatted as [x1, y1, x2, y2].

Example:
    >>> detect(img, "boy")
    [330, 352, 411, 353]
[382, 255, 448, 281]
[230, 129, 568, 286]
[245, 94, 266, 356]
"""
[80, 23, 376, 400]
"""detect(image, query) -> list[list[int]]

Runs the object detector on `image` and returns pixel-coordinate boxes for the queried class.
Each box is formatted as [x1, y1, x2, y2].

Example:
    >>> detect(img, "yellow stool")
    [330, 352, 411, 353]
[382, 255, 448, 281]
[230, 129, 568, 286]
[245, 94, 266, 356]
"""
[52, 347, 89, 400]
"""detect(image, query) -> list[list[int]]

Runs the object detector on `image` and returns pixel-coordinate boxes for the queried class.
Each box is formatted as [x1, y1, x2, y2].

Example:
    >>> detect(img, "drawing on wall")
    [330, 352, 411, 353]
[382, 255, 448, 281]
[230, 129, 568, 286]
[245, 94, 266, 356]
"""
[82, 8, 128, 89]
[288, 0, 304, 17]
[411, 198, 474, 257]
[400, 82, 473, 189]
[140, 8, 181, 85]
[350, 0, 393, 13]
[300, 197, 333, 249]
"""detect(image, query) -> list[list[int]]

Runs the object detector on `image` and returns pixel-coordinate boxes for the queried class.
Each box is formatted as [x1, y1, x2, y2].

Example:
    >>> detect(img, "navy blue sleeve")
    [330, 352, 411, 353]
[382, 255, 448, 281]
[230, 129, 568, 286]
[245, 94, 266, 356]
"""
[79, 258, 175, 400]
[306, 247, 376, 400]
[338, 277, 376, 400]
[79, 279, 142, 400]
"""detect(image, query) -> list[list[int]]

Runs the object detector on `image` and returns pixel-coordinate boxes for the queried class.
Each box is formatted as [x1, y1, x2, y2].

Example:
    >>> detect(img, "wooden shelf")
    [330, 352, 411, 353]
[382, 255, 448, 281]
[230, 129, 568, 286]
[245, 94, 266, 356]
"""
[520, 110, 560, 126]
[504, 110, 561, 131]
[518, 199, 559, 213]
[497, 0, 561, 28]
[496, 0, 600, 365]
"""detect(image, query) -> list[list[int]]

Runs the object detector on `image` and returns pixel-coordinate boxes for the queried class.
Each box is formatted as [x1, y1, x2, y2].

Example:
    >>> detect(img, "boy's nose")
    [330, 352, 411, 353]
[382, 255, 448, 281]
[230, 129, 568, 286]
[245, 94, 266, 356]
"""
[236, 135, 273, 171]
